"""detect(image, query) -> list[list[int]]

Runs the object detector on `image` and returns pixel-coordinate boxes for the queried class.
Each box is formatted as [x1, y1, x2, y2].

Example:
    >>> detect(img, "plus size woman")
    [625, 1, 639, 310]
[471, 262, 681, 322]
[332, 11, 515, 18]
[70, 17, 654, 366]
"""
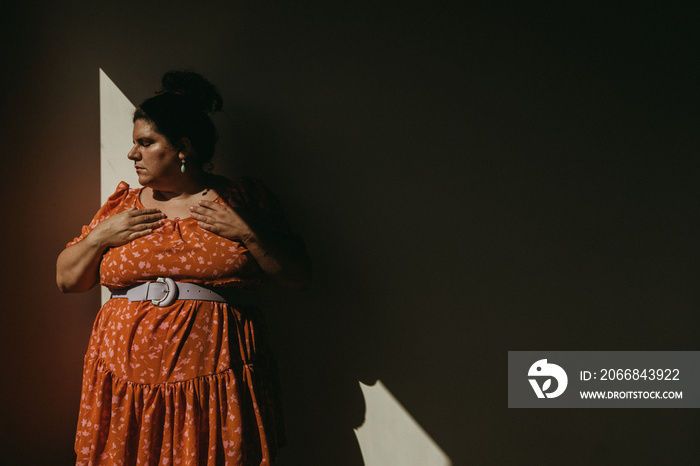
[57, 71, 310, 465]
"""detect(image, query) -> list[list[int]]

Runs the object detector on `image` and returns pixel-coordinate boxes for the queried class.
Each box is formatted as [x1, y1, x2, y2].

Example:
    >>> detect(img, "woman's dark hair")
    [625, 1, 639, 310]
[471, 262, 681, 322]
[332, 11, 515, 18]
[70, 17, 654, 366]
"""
[134, 71, 223, 167]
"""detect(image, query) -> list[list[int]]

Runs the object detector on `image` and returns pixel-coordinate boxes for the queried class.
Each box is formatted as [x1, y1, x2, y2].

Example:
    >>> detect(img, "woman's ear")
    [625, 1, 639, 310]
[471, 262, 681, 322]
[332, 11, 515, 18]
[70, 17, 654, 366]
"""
[178, 138, 193, 157]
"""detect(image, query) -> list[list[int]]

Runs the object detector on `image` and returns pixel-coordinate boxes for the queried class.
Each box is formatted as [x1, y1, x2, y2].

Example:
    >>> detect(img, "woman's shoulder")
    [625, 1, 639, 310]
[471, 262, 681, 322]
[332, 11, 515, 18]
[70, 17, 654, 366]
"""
[106, 181, 141, 207]
[110, 181, 141, 197]
[211, 174, 263, 189]
[213, 174, 288, 228]
[66, 182, 141, 247]
[214, 175, 274, 204]
[93, 182, 142, 220]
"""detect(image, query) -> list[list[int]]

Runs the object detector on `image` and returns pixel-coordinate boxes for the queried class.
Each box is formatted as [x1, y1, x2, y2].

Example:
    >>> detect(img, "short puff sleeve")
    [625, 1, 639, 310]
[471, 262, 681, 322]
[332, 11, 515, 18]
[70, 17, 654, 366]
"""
[66, 181, 135, 247]
[221, 177, 306, 242]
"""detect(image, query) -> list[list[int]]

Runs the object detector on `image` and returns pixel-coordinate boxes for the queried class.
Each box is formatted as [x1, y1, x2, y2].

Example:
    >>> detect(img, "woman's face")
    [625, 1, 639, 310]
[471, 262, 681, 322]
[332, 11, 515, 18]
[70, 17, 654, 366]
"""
[128, 119, 182, 188]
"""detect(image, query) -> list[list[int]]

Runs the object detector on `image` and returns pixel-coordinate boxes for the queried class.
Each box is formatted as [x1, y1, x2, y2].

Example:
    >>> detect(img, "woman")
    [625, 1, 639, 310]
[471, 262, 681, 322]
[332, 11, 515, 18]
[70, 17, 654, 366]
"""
[57, 71, 311, 465]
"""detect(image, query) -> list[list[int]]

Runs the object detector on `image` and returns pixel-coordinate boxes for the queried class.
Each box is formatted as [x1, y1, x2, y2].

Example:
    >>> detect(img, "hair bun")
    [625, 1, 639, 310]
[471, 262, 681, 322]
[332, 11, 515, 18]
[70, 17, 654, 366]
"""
[160, 70, 223, 114]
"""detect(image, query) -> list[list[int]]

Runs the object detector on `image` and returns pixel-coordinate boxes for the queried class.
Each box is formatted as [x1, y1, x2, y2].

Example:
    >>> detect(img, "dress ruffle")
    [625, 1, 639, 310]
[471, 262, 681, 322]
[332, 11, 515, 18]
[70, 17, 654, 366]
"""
[76, 356, 279, 466]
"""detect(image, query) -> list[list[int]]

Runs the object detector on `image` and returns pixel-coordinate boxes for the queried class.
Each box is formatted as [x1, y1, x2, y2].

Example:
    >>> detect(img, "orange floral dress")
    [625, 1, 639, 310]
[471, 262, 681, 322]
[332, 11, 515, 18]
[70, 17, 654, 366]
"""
[70, 178, 286, 465]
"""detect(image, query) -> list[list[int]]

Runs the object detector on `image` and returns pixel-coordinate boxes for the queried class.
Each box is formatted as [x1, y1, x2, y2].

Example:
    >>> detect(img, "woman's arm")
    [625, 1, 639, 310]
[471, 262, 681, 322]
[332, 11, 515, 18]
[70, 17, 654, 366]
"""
[238, 221, 312, 290]
[57, 233, 110, 293]
[190, 200, 312, 290]
[56, 208, 165, 293]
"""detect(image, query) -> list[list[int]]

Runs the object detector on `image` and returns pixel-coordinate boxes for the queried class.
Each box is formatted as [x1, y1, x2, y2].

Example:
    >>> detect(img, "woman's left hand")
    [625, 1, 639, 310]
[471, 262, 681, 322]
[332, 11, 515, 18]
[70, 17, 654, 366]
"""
[192, 198, 311, 289]
[190, 200, 253, 241]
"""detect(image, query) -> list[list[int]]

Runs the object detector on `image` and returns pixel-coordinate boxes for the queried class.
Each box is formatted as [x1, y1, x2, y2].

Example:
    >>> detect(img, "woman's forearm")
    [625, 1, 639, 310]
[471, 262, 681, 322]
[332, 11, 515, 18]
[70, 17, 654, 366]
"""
[56, 235, 106, 293]
[57, 208, 165, 293]
[190, 199, 311, 289]
[242, 230, 312, 290]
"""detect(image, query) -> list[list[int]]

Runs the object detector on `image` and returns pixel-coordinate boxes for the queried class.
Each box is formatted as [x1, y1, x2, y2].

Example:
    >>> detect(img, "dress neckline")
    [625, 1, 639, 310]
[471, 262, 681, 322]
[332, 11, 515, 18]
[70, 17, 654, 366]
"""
[136, 187, 223, 220]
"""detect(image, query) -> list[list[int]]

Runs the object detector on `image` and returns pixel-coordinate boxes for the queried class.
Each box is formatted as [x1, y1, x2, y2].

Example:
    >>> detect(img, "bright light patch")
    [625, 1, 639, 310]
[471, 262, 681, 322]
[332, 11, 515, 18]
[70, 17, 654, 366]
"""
[355, 380, 452, 466]
[99, 68, 138, 303]
[100, 68, 138, 202]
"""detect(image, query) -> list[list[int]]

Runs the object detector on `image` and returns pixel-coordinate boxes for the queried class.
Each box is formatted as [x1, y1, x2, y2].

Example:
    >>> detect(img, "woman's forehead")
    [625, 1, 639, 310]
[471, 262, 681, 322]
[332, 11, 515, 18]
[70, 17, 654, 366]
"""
[133, 119, 159, 137]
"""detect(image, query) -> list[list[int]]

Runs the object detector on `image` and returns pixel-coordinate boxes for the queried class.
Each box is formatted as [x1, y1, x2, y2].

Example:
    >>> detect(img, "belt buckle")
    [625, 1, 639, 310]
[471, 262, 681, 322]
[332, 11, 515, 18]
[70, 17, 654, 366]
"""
[151, 277, 178, 307]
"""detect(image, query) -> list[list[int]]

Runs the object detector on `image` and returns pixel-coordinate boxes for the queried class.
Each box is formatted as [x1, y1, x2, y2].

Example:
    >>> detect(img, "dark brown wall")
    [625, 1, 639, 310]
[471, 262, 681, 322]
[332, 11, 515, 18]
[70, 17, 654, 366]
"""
[3, 1, 700, 464]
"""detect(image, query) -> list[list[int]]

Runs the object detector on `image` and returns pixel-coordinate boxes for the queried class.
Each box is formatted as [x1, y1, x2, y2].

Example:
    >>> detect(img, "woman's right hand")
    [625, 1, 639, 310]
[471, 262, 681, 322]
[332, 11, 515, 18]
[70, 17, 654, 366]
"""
[88, 208, 165, 248]
[57, 207, 164, 293]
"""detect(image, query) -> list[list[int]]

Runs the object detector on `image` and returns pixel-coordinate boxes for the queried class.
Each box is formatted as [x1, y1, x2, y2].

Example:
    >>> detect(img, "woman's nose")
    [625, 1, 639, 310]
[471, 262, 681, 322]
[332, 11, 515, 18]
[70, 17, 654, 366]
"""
[127, 144, 139, 160]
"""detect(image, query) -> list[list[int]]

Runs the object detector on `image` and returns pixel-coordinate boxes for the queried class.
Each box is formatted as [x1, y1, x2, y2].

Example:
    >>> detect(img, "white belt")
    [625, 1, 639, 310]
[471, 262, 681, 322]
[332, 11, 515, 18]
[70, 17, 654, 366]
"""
[109, 278, 228, 307]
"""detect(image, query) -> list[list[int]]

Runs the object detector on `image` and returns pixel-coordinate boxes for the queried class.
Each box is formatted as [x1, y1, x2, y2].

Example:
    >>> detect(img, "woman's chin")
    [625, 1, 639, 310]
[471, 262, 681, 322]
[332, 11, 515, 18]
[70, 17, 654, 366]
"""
[136, 173, 152, 187]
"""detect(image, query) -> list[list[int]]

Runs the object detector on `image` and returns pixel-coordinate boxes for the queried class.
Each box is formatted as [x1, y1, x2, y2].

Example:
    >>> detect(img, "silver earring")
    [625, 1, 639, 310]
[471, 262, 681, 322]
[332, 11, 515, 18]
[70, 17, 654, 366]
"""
[181, 158, 186, 173]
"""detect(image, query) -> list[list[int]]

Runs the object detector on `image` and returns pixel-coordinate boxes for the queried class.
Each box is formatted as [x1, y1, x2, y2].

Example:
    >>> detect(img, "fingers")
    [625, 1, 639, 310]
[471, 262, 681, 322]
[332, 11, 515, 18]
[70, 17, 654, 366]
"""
[195, 200, 240, 214]
[143, 219, 164, 230]
[196, 221, 216, 233]
[188, 209, 208, 223]
[197, 200, 225, 210]
[189, 204, 225, 235]
[127, 218, 163, 241]
[194, 201, 218, 213]
[191, 201, 237, 219]
[129, 227, 156, 241]
[125, 217, 163, 241]
[124, 209, 165, 227]
[190, 205, 222, 223]
[191, 203, 228, 223]
[130, 209, 165, 221]
[110, 209, 164, 239]
[128, 208, 162, 218]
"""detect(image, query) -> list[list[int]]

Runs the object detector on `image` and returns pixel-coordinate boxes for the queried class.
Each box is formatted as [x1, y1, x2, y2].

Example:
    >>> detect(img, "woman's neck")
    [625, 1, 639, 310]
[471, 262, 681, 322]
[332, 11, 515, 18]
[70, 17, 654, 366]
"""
[149, 172, 213, 201]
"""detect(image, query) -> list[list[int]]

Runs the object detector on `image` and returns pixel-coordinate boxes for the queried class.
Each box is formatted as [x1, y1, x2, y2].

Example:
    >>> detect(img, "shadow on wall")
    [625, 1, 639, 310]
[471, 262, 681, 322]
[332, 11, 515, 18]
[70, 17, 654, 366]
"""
[210, 80, 457, 466]
[214, 101, 439, 466]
